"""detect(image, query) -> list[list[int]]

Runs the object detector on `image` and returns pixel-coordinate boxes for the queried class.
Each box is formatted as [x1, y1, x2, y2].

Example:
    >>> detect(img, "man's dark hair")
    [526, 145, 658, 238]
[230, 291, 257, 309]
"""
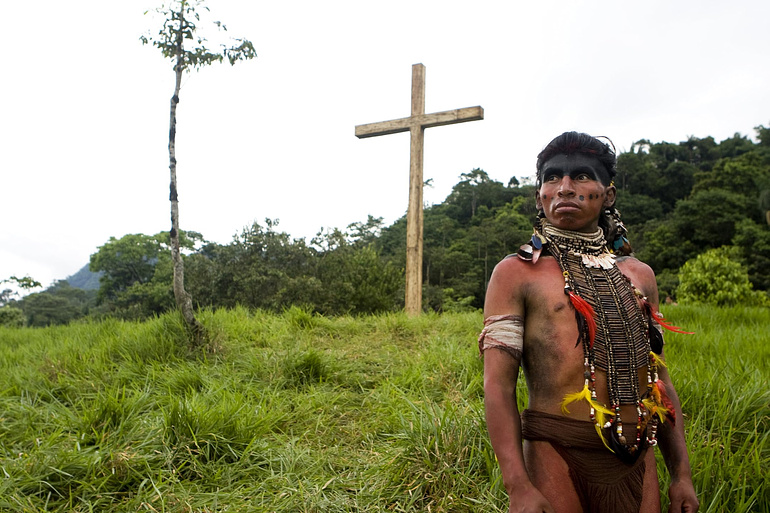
[535, 131, 617, 187]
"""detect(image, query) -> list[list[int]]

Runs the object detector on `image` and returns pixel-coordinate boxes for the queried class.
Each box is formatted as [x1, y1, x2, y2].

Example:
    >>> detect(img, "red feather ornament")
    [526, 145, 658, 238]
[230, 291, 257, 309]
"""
[642, 300, 695, 335]
[656, 380, 677, 425]
[568, 290, 597, 348]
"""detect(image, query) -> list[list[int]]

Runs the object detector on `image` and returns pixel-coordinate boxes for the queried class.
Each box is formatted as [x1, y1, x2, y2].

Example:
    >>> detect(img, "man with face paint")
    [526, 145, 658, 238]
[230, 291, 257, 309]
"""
[480, 132, 699, 513]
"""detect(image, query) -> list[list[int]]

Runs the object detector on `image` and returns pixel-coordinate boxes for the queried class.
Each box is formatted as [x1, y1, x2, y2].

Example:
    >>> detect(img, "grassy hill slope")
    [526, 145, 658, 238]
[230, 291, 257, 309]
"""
[0, 306, 766, 512]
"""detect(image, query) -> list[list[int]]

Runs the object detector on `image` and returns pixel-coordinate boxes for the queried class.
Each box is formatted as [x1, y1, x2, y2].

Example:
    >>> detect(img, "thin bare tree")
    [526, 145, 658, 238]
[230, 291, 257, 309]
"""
[141, 0, 256, 344]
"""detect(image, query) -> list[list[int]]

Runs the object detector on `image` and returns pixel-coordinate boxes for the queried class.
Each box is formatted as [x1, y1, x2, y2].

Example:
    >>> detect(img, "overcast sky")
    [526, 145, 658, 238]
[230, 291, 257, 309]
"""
[2, 0, 769, 293]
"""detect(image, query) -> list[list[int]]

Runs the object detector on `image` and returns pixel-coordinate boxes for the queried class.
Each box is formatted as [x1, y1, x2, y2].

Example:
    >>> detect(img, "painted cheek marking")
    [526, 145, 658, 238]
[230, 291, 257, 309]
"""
[579, 195, 585, 201]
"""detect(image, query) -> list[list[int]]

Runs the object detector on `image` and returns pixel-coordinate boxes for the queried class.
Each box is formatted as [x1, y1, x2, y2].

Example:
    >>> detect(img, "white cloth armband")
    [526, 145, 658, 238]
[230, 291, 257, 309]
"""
[478, 314, 524, 360]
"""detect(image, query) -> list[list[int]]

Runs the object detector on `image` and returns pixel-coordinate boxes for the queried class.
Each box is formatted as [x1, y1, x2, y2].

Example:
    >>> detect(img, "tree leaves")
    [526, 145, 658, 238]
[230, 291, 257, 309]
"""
[141, 0, 256, 71]
[677, 248, 769, 307]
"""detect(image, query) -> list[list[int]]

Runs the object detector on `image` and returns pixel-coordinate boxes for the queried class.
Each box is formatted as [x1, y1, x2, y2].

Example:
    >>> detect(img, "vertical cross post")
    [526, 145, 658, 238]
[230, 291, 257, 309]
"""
[356, 64, 483, 315]
[406, 64, 426, 316]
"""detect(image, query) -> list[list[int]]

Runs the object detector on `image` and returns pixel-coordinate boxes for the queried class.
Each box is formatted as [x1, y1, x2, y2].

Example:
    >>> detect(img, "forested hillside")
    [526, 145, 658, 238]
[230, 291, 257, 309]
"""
[65, 265, 102, 291]
[3, 126, 769, 326]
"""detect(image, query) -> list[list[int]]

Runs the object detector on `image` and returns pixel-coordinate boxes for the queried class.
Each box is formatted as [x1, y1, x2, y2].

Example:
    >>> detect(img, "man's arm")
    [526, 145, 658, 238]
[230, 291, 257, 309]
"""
[636, 260, 698, 513]
[657, 364, 699, 513]
[483, 259, 554, 513]
[484, 349, 554, 513]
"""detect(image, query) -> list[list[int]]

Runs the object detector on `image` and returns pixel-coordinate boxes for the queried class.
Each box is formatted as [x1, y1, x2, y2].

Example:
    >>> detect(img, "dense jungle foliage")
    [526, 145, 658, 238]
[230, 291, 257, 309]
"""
[3, 126, 770, 325]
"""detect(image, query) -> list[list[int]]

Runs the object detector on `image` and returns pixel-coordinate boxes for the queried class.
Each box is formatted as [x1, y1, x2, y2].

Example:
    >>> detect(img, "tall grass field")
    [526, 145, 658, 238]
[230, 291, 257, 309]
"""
[0, 305, 766, 512]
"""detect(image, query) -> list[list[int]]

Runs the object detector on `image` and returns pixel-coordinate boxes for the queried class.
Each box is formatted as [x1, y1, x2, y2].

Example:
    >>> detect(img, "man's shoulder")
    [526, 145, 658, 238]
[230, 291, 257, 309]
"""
[488, 255, 564, 302]
[485, 254, 564, 317]
[616, 256, 658, 297]
[616, 255, 655, 277]
[491, 254, 561, 280]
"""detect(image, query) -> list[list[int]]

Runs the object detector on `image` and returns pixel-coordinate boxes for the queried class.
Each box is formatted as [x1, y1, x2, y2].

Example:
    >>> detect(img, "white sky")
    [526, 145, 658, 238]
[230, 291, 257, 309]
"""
[2, 0, 769, 293]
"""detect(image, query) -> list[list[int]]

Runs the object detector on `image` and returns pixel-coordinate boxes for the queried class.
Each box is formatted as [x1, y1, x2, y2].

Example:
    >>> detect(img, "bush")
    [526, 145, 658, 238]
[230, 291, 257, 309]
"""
[441, 287, 479, 313]
[0, 306, 25, 327]
[677, 247, 769, 307]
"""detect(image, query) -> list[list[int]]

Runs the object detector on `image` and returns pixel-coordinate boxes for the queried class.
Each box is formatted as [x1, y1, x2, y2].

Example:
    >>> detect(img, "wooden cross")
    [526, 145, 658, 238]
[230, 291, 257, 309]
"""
[356, 63, 484, 315]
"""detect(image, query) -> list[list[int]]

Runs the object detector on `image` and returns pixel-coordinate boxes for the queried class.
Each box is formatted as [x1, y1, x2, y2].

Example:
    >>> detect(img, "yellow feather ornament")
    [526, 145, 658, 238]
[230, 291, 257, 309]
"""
[649, 351, 667, 368]
[593, 408, 614, 452]
[560, 383, 591, 414]
[562, 384, 616, 451]
[561, 384, 614, 416]
[642, 397, 670, 423]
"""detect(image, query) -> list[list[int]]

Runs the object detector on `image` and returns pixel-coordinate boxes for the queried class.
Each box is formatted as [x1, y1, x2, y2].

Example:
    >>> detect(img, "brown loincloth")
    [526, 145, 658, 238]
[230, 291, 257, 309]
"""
[521, 409, 649, 513]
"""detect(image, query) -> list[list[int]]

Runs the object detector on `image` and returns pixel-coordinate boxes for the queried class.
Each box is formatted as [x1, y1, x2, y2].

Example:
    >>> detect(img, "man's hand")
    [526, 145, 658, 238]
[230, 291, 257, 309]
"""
[508, 482, 556, 513]
[668, 479, 699, 513]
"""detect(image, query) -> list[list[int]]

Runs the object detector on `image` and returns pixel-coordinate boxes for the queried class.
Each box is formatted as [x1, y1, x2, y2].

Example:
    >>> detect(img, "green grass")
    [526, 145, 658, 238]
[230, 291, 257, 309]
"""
[655, 306, 769, 512]
[0, 305, 766, 512]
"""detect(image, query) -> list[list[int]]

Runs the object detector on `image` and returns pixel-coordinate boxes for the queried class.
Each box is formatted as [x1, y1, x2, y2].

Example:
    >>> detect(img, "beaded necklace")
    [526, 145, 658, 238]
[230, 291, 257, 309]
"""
[526, 220, 667, 462]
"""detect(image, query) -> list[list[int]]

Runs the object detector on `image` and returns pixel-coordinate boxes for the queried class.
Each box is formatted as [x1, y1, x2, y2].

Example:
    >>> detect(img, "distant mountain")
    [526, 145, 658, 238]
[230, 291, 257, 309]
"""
[66, 265, 102, 290]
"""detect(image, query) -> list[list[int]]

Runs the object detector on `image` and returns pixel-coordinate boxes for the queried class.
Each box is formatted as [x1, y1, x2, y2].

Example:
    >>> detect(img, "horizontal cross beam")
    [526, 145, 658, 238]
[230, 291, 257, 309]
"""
[355, 106, 484, 139]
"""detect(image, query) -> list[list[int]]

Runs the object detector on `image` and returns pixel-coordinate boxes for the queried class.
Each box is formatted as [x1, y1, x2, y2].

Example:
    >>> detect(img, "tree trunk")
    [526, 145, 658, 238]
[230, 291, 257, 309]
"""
[168, 7, 205, 346]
